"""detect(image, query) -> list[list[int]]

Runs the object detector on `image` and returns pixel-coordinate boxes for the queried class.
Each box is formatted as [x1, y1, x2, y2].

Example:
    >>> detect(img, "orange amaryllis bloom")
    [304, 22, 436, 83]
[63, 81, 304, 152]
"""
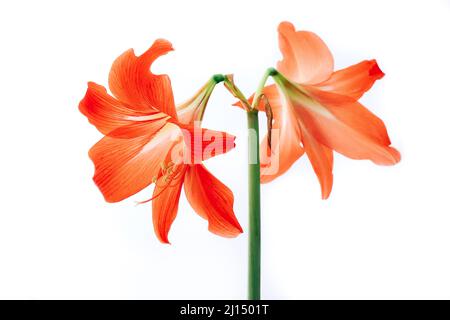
[79, 39, 242, 243]
[242, 21, 400, 199]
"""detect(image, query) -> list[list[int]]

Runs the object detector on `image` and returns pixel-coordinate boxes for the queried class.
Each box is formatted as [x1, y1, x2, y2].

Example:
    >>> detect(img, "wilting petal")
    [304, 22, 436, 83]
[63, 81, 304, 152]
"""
[300, 125, 334, 199]
[277, 21, 334, 85]
[232, 85, 304, 182]
[180, 125, 236, 164]
[79, 82, 169, 135]
[108, 39, 177, 118]
[89, 122, 183, 203]
[253, 85, 304, 183]
[184, 164, 243, 237]
[314, 60, 384, 100]
[290, 84, 400, 165]
[152, 165, 187, 244]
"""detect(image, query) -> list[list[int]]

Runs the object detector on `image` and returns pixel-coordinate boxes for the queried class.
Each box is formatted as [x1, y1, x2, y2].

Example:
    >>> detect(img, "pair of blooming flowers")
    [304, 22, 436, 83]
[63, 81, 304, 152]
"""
[79, 22, 400, 243]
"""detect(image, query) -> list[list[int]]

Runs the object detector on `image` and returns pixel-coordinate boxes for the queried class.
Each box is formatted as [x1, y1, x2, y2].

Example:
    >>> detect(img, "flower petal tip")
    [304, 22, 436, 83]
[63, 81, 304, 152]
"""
[139, 38, 175, 65]
[389, 147, 401, 164]
[374, 147, 401, 166]
[156, 233, 172, 245]
[320, 181, 333, 200]
[95, 183, 121, 204]
[153, 38, 174, 51]
[208, 225, 243, 238]
[278, 21, 295, 33]
[225, 228, 243, 238]
[236, 223, 244, 234]
[321, 192, 331, 200]
[369, 60, 385, 79]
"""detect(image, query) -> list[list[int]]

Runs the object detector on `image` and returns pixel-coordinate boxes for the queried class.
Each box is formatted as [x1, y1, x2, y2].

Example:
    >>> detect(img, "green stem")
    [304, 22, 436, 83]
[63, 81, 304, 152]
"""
[250, 67, 278, 110]
[247, 109, 261, 300]
[247, 68, 277, 300]
[221, 69, 277, 299]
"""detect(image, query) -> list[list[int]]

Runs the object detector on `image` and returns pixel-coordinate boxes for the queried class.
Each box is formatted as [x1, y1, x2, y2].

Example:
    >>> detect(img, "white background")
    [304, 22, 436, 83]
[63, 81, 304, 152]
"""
[0, 0, 449, 299]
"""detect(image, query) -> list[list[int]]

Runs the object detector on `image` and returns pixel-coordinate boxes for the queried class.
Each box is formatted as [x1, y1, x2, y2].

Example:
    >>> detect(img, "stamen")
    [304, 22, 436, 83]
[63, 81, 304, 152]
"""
[136, 161, 183, 205]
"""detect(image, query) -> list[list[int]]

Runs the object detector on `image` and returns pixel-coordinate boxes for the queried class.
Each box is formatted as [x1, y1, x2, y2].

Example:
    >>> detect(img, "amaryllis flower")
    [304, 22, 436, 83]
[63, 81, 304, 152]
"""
[79, 39, 242, 243]
[240, 21, 400, 199]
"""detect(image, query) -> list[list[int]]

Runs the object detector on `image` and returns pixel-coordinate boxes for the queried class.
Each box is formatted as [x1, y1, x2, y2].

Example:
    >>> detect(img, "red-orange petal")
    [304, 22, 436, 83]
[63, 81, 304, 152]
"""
[79, 82, 168, 135]
[108, 39, 178, 119]
[184, 164, 243, 238]
[293, 85, 400, 165]
[300, 125, 334, 199]
[106, 117, 169, 139]
[151, 166, 187, 244]
[314, 60, 385, 100]
[277, 21, 334, 85]
[231, 85, 304, 182]
[255, 85, 305, 183]
[180, 125, 236, 164]
[89, 123, 182, 203]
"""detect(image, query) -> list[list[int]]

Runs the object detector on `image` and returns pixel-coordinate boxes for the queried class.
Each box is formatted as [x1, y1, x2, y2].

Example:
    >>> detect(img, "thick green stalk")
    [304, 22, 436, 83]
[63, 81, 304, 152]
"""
[247, 109, 261, 300]
[221, 69, 277, 299]
[246, 68, 277, 300]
